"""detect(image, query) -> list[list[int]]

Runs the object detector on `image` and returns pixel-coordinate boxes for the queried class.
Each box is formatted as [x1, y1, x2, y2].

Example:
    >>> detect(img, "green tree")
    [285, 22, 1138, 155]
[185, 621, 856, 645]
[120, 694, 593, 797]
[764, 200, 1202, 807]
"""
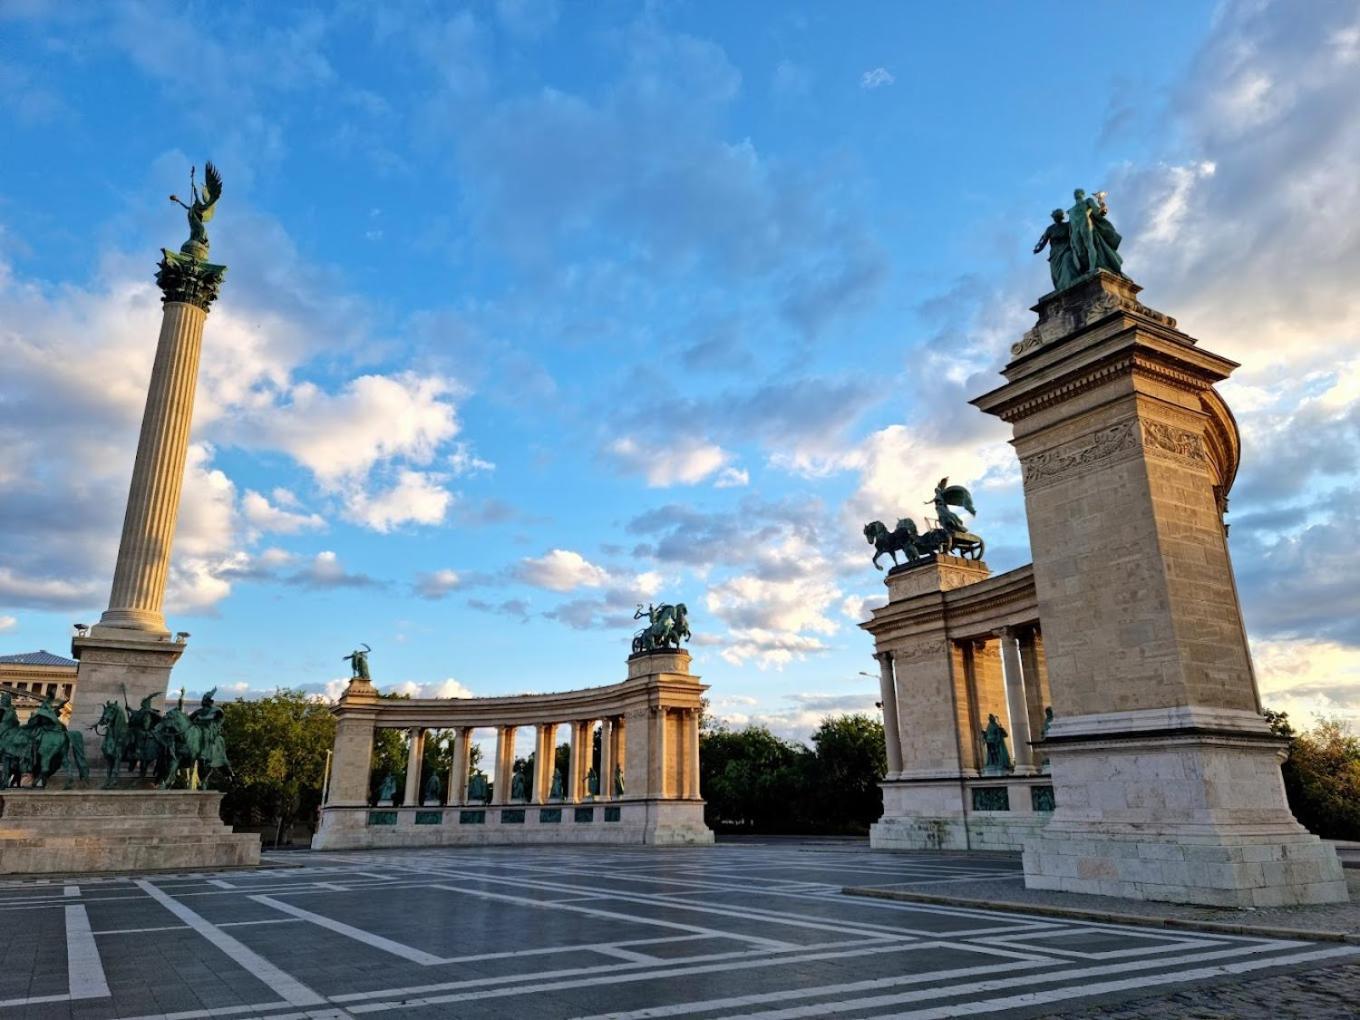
[1270, 711, 1360, 840]
[218, 691, 336, 845]
[700, 726, 813, 832]
[809, 714, 886, 834]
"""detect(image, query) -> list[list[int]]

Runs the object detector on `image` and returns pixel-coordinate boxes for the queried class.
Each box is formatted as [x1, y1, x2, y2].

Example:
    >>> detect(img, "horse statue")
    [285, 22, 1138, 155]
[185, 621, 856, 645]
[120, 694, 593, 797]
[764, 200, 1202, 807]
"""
[151, 692, 200, 789]
[3, 697, 88, 789]
[93, 700, 132, 789]
[0, 693, 30, 788]
[632, 602, 691, 653]
[124, 693, 164, 779]
[864, 519, 922, 570]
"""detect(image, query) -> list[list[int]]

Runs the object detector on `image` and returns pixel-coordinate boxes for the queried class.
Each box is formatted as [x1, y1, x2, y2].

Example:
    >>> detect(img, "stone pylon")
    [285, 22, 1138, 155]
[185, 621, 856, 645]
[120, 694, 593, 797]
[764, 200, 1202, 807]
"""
[973, 271, 1346, 907]
[69, 250, 227, 754]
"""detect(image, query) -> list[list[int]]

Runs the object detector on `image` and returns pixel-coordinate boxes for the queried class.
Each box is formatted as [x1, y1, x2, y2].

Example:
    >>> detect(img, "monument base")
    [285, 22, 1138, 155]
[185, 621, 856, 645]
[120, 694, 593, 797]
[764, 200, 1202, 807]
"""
[313, 797, 713, 850]
[872, 774, 1056, 853]
[1026, 715, 1348, 906]
[0, 790, 260, 875]
[70, 631, 184, 762]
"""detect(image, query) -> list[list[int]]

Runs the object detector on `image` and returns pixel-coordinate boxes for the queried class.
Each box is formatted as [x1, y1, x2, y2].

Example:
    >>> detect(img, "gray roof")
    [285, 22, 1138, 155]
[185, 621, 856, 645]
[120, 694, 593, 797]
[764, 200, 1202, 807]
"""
[0, 650, 78, 667]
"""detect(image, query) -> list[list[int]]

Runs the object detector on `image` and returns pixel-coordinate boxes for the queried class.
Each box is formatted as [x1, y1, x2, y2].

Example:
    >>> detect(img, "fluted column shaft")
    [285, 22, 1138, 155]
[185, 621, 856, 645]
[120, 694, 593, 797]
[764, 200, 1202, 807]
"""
[599, 718, 614, 802]
[101, 301, 208, 634]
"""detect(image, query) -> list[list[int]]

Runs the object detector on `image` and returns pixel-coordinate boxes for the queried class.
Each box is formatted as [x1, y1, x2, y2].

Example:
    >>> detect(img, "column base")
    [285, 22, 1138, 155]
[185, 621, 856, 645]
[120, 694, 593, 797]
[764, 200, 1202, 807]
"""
[1024, 827, 1346, 907]
[94, 608, 170, 637]
[1027, 717, 1348, 906]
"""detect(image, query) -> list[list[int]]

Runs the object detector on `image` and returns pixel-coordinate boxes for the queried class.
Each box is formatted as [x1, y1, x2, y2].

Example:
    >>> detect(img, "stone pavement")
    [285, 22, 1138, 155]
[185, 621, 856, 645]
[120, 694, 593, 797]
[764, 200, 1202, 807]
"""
[0, 841, 1355, 1019]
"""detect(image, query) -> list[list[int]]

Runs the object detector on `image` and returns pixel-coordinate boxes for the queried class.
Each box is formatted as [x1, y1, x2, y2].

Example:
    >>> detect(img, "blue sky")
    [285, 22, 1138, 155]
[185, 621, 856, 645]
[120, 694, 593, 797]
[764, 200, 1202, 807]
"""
[2, 0, 1359, 740]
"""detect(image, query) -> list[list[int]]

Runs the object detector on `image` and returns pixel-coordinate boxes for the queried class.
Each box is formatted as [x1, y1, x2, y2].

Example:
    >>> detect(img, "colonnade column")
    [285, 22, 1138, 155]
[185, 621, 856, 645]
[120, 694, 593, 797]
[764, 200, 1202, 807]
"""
[683, 709, 700, 799]
[446, 727, 467, 806]
[567, 721, 582, 803]
[402, 728, 424, 807]
[1017, 626, 1052, 744]
[492, 726, 515, 803]
[998, 627, 1034, 771]
[533, 723, 553, 803]
[648, 707, 667, 798]
[876, 652, 904, 777]
[599, 718, 614, 802]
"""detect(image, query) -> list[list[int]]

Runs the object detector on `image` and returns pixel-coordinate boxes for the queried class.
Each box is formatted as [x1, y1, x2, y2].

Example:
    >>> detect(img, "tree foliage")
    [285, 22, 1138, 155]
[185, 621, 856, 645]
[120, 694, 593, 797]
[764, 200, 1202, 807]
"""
[218, 690, 335, 843]
[1268, 710, 1360, 840]
[700, 714, 885, 835]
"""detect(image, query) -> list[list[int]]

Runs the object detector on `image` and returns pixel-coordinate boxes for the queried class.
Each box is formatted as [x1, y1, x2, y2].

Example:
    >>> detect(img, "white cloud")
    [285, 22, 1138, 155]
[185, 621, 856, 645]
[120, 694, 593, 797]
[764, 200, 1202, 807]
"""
[1253, 637, 1360, 727]
[384, 678, 475, 699]
[287, 550, 381, 590]
[859, 67, 894, 90]
[242, 489, 325, 535]
[414, 569, 461, 600]
[714, 466, 749, 488]
[609, 436, 734, 487]
[246, 373, 460, 485]
[343, 469, 452, 532]
[0, 616, 16, 633]
[516, 549, 611, 591]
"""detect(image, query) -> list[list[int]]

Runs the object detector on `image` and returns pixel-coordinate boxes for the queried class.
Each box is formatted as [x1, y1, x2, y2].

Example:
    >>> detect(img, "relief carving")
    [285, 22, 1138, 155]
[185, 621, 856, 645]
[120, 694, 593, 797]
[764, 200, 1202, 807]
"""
[890, 639, 951, 665]
[1021, 421, 1139, 484]
[1141, 421, 1207, 463]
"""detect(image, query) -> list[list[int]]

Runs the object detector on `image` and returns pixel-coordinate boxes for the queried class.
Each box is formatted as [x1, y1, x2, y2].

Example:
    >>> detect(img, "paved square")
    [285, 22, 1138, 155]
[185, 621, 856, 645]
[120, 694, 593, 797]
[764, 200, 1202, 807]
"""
[0, 843, 1354, 1019]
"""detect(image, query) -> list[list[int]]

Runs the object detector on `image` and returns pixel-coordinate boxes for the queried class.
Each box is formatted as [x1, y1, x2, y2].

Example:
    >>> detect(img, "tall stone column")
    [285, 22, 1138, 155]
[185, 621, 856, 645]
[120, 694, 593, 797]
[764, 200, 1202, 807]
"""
[685, 709, 701, 799]
[70, 248, 226, 749]
[599, 718, 614, 802]
[449, 727, 470, 806]
[1017, 627, 1052, 747]
[402, 729, 424, 807]
[566, 721, 583, 804]
[998, 627, 1034, 771]
[974, 269, 1346, 906]
[876, 652, 904, 777]
[533, 724, 553, 804]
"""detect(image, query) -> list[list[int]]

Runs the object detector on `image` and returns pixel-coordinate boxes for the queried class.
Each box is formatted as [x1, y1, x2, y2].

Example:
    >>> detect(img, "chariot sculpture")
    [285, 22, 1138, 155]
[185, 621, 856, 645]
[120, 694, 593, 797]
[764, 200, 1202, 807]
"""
[632, 602, 692, 654]
[864, 477, 985, 570]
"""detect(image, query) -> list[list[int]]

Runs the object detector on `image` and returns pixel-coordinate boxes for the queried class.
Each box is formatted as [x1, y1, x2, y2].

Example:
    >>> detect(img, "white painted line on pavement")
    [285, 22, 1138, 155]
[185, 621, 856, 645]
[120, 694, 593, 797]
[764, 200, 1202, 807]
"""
[136, 879, 325, 1007]
[66, 903, 110, 999]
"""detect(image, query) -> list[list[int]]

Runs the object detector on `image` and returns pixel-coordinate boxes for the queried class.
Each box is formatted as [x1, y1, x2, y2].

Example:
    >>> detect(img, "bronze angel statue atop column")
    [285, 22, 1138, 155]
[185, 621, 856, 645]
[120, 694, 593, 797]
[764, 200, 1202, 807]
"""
[169, 162, 223, 260]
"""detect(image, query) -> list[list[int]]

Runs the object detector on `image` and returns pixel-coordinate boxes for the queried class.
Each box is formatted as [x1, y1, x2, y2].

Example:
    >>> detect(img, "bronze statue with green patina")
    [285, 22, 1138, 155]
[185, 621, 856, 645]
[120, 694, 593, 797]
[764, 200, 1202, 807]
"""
[1034, 188, 1124, 289]
[2, 694, 88, 789]
[980, 714, 1012, 775]
[863, 477, 984, 569]
[344, 644, 372, 681]
[632, 602, 691, 654]
[169, 163, 223, 261]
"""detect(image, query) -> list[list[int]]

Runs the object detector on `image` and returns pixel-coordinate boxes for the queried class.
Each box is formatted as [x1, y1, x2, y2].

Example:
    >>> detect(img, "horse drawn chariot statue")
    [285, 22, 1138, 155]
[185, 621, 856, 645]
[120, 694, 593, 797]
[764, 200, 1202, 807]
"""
[863, 477, 986, 570]
[632, 602, 692, 654]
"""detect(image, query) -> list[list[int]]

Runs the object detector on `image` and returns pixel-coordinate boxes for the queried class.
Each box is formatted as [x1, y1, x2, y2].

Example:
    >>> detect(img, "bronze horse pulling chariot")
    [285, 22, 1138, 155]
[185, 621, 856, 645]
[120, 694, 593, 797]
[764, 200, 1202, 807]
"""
[863, 477, 986, 570]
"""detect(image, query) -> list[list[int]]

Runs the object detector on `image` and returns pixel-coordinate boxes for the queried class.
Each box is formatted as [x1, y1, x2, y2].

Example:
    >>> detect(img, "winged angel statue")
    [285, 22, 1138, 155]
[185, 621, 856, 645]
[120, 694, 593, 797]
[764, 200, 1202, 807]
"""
[169, 162, 223, 259]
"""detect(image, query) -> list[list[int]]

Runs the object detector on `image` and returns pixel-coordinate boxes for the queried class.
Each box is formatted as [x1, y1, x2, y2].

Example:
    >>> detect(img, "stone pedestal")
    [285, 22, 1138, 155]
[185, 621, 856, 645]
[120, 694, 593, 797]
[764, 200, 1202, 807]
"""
[0, 790, 258, 874]
[68, 631, 185, 763]
[973, 271, 1346, 906]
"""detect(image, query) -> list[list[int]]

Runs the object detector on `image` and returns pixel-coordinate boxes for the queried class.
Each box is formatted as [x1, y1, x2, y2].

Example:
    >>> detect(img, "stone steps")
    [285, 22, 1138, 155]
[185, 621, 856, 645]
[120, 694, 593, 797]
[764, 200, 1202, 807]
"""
[0, 790, 260, 874]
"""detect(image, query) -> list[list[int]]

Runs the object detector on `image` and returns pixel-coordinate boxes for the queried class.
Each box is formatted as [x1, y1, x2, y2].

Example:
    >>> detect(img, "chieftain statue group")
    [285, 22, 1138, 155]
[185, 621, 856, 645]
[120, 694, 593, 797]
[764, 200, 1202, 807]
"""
[0, 684, 231, 791]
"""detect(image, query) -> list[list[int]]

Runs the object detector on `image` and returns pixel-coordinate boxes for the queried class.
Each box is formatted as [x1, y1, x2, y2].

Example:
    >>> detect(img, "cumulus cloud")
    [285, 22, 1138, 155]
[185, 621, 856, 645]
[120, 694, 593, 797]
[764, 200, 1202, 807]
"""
[0, 616, 16, 633]
[608, 436, 734, 487]
[285, 551, 382, 590]
[241, 489, 325, 535]
[413, 569, 461, 600]
[515, 549, 612, 591]
[385, 677, 476, 699]
[342, 468, 453, 532]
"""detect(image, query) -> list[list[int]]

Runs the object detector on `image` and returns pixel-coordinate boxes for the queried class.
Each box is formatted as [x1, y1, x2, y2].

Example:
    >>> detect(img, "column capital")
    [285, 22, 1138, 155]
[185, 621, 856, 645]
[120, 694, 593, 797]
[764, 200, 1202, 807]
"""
[156, 250, 227, 312]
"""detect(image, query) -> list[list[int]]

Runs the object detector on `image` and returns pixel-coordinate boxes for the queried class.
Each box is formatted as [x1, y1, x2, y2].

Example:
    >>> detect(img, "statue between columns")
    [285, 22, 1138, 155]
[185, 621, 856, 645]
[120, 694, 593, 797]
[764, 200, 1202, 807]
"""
[980, 714, 1012, 775]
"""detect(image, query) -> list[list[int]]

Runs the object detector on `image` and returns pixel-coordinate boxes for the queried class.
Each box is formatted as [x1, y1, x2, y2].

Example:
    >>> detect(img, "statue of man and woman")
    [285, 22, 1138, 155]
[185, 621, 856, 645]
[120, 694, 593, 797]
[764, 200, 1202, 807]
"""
[1033, 188, 1124, 292]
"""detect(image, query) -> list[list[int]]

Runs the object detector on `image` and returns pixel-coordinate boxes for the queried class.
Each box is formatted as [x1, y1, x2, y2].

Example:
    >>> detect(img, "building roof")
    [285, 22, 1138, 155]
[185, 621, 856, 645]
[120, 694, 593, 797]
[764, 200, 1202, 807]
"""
[0, 650, 78, 667]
